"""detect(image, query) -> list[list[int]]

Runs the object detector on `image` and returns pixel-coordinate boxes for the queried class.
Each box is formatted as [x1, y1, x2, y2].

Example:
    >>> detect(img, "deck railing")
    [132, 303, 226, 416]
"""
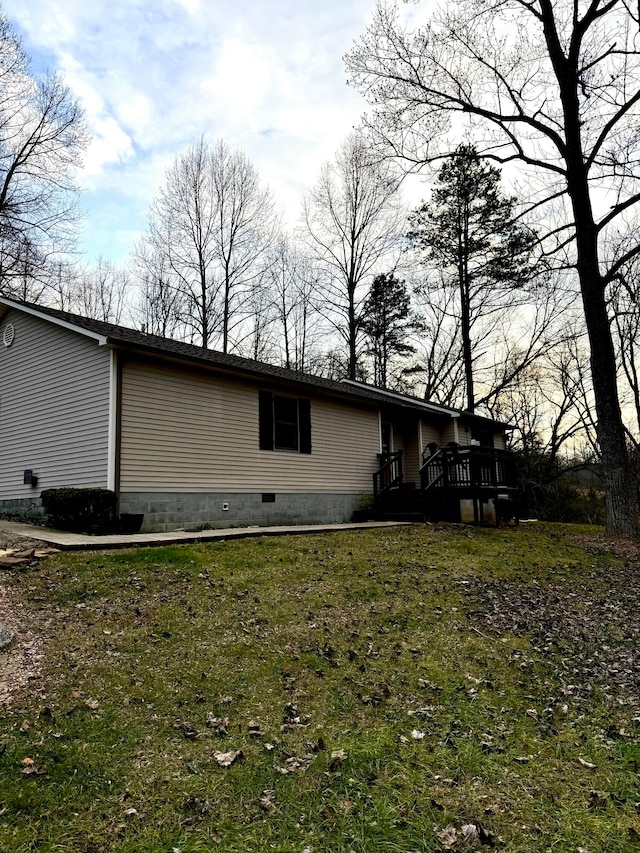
[420, 445, 517, 493]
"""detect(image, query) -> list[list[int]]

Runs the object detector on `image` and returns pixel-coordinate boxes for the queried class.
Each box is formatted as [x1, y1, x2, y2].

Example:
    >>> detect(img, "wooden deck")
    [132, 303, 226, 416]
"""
[375, 445, 519, 524]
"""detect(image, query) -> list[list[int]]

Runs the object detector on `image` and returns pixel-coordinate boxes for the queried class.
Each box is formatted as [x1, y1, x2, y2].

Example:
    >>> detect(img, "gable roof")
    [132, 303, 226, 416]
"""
[0, 296, 508, 428]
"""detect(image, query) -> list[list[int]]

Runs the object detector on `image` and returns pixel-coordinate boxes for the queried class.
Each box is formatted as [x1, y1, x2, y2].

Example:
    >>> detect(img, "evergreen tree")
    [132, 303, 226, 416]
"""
[362, 272, 415, 388]
[407, 145, 535, 412]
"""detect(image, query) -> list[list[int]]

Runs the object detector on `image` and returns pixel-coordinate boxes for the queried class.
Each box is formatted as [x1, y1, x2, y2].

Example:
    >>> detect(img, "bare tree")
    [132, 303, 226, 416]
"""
[233, 274, 279, 363]
[0, 8, 87, 295]
[404, 261, 564, 413]
[403, 285, 466, 407]
[492, 333, 596, 464]
[77, 257, 130, 324]
[264, 233, 322, 372]
[607, 253, 640, 450]
[347, 0, 640, 535]
[142, 138, 221, 346]
[210, 139, 276, 353]
[491, 331, 601, 519]
[139, 138, 275, 351]
[131, 240, 185, 338]
[45, 259, 80, 311]
[301, 132, 404, 380]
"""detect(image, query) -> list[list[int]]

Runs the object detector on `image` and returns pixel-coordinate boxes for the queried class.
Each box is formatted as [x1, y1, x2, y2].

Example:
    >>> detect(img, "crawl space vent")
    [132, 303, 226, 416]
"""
[2, 323, 15, 347]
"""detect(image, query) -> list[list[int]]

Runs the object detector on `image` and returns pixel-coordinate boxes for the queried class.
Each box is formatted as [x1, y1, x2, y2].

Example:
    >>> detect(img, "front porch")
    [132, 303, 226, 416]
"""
[373, 443, 520, 524]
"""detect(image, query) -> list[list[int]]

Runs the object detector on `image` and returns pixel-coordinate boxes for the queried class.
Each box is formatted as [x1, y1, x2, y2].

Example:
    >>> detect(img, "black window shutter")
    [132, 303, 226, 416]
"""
[299, 399, 312, 454]
[259, 391, 274, 450]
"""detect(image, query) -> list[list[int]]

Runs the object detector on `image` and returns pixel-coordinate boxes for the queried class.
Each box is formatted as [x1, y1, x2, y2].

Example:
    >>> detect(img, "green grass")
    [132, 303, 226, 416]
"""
[1, 523, 639, 852]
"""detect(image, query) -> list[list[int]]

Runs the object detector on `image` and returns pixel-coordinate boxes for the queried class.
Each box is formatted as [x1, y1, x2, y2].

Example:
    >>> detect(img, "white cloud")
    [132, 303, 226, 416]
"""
[2, 0, 382, 260]
[173, 0, 200, 14]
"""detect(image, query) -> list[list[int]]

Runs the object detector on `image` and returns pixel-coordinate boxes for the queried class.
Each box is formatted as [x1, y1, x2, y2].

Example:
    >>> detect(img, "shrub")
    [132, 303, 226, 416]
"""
[40, 487, 117, 534]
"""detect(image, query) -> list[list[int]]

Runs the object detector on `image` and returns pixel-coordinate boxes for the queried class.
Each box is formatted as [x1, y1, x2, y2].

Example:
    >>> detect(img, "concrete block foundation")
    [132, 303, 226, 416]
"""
[118, 491, 367, 532]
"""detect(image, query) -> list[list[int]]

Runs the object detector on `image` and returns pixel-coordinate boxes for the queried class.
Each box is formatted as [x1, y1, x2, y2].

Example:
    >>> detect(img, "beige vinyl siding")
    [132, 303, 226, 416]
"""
[0, 310, 110, 500]
[420, 418, 442, 448]
[456, 423, 471, 447]
[120, 359, 380, 493]
[441, 421, 458, 445]
[403, 427, 420, 484]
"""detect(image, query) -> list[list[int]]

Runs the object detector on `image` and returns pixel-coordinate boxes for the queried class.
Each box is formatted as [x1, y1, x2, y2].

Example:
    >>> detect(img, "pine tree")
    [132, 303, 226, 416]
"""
[408, 145, 535, 412]
[362, 272, 415, 388]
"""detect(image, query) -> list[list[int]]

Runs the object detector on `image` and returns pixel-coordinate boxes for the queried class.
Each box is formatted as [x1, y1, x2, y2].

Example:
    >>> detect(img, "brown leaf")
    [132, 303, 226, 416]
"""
[437, 825, 457, 850]
[206, 714, 229, 736]
[277, 754, 313, 774]
[328, 749, 346, 772]
[213, 749, 243, 767]
[588, 791, 608, 809]
[461, 823, 479, 845]
[320, 804, 337, 823]
[259, 789, 276, 811]
[180, 722, 198, 740]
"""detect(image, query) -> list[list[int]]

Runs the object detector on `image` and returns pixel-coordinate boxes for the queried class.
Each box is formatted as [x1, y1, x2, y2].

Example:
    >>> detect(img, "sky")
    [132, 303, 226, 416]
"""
[4, 0, 419, 265]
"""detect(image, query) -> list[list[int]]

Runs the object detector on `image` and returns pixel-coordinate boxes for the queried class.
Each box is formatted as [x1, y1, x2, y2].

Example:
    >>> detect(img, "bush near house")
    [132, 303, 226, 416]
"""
[40, 487, 116, 534]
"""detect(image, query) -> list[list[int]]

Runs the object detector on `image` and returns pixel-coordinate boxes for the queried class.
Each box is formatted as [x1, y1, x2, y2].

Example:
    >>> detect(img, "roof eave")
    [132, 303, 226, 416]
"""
[0, 296, 108, 345]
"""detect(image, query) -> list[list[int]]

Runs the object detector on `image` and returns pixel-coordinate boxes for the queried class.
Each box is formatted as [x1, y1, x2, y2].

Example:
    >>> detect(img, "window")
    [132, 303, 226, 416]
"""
[471, 428, 494, 448]
[259, 391, 311, 453]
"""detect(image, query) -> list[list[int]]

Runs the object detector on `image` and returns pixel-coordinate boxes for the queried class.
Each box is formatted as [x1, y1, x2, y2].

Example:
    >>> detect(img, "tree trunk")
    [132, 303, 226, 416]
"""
[580, 270, 638, 535]
[568, 163, 639, 535]
[348, 282, 357, 380]
[554, 25, 639, 537]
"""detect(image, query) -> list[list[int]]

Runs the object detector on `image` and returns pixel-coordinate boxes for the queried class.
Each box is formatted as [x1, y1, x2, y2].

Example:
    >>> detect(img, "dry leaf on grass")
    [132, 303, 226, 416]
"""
[213, 749, 243, 767]
[437, 825, 457, 849]
[461, 824, 479, 845]
[259, 789, 276, 811]
[206, 714, 229, 736]
[328, 749, 346, 772]
[277, 754, 313, 774]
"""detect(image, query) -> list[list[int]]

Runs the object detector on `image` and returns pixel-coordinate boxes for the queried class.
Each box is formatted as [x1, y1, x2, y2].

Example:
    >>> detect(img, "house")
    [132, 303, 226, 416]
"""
[0, 297, 517, 531]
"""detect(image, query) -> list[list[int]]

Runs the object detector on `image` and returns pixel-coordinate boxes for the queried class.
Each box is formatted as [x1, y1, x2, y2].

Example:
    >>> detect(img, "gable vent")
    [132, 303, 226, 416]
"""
[2, 323, 14, 347]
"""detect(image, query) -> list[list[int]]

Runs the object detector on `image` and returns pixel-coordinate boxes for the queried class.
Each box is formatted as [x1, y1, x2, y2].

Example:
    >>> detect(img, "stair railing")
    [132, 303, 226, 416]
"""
[420, 446, 445, 492]
[373, 451, 403, 499]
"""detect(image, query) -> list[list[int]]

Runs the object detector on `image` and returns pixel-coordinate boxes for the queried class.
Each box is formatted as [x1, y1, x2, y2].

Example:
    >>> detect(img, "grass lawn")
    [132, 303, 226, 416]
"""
[1, 522, 639, 852]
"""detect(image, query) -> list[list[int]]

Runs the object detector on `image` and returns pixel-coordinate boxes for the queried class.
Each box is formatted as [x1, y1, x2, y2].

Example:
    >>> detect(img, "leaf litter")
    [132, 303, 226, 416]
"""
[461, 555, 640, 713]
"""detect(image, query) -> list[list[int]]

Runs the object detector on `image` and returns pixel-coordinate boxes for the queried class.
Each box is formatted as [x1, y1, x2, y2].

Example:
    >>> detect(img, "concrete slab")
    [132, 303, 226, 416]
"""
[0, 519, 412, 551]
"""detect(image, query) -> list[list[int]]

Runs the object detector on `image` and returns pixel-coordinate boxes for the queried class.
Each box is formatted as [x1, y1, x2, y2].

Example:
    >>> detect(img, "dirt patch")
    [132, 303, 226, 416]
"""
[0, 584, 46, 705]
[0, 525, 50, 705]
